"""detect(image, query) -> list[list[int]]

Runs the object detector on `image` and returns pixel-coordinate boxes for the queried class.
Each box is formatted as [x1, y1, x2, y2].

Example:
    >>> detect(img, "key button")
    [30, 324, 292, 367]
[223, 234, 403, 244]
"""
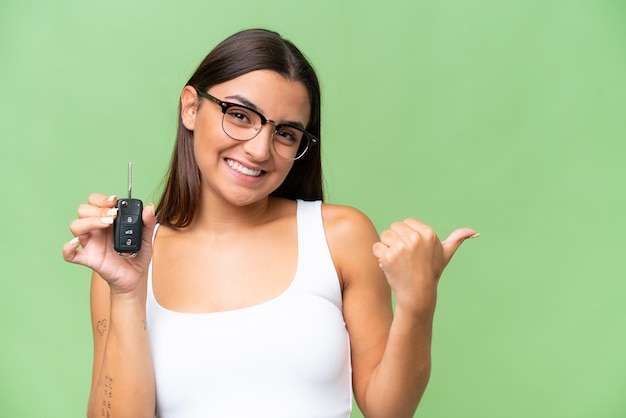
[120, 237, 137, 247]
[123, 215, 139, 225]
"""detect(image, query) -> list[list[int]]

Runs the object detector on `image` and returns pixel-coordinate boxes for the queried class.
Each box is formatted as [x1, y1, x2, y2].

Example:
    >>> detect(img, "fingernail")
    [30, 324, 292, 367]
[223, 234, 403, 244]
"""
[468, 233, 480, 239]
[107, 195, 117, 202]
[106, 208, 118, 216]
[148, 203, 156, 217]
[69, 237, 80, 245]
[100, 217, 114, 225]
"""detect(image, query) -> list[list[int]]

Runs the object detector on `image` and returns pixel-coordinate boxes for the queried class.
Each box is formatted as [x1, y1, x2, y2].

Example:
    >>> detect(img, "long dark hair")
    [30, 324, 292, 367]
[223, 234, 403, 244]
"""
[156, 29, 323, 227]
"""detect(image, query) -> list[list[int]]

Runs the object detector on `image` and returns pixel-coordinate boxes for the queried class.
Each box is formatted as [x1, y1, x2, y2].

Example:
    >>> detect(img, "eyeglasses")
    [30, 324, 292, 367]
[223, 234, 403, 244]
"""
[195, 89, 318, 160]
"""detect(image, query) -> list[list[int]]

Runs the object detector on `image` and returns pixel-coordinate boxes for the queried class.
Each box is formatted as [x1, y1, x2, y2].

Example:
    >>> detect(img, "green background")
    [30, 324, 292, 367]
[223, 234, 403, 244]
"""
[1, 0, 625, 416]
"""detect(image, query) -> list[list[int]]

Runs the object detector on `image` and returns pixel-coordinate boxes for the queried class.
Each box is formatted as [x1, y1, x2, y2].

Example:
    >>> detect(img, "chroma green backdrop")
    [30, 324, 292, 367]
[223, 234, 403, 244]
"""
[1, 0, 625, 416]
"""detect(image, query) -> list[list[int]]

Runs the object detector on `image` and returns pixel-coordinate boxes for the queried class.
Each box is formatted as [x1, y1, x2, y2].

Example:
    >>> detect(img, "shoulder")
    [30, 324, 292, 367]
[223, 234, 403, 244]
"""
[321, 203, 379, 242]
[320, 203, 381, 283]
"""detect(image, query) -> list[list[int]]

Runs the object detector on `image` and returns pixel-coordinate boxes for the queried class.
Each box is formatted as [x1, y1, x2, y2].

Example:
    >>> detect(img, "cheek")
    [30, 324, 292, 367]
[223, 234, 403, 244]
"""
[192, 119, 227, 156]
[276, 160, 296, 182]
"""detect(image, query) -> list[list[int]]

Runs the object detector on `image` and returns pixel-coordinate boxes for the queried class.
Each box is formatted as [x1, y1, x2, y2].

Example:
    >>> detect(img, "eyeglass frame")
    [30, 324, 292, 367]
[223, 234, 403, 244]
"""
[194, 88, 318, 161]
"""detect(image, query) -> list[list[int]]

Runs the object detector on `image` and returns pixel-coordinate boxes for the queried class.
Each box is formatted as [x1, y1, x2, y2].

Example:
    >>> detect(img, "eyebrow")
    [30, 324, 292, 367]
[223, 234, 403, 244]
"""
[224, 94, 306, 130]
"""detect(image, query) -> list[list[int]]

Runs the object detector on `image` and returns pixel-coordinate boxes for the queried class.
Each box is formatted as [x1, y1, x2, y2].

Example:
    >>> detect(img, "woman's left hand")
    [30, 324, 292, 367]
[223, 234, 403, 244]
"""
[372, 219, 477, 314]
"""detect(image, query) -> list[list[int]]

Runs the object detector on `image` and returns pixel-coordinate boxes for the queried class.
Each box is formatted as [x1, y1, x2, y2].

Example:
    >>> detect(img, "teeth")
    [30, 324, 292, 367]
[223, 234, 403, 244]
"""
[227, 159, 262, 177]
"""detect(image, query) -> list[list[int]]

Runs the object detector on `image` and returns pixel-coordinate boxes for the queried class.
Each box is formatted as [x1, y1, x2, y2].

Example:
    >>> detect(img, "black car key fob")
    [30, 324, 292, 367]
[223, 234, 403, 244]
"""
[113, 162, 143, 255]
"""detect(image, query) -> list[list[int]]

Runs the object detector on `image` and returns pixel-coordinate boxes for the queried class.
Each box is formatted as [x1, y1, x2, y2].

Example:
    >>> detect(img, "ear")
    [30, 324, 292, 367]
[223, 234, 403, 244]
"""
[180, 85, 199, 131]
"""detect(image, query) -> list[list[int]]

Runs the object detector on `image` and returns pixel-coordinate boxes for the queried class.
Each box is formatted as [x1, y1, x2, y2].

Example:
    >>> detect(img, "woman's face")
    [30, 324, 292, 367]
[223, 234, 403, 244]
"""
[181, 70, 311, 208]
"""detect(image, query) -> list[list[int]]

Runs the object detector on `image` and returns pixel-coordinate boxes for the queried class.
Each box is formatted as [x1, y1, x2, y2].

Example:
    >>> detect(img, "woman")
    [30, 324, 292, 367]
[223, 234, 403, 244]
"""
[63, 28, 477, 418]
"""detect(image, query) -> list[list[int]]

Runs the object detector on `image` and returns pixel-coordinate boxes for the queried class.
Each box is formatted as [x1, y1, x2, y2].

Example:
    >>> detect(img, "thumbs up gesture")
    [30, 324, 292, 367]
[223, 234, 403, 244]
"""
[373, 219, 478, 313]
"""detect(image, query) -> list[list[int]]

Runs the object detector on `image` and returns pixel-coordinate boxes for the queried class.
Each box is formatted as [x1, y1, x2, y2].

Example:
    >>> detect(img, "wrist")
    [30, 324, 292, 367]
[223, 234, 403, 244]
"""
[393, 286, 437, 317]
[105, 271, 147, 299]
[109, 286, 145, 306]
[394, 301, 435, 326]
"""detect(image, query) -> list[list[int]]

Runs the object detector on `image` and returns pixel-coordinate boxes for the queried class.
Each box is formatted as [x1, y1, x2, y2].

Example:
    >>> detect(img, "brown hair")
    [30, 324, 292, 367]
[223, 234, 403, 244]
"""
[156, 29, 323, 227]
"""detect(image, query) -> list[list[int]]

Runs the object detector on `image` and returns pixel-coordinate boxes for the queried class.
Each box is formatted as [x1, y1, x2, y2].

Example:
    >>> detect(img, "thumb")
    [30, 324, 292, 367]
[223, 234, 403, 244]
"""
[139, 203, 158, 247]
[142, 203, 157, 229]
[441, 227, 479, 266]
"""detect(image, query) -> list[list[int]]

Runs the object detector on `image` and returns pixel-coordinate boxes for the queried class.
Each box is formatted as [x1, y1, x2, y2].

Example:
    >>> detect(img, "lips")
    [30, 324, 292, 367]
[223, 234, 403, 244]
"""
[226, 158, 264, 177]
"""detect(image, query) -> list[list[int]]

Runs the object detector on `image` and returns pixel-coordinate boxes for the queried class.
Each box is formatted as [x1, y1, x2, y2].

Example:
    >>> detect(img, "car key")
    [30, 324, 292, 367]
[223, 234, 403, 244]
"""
[113, 162, 143, 256]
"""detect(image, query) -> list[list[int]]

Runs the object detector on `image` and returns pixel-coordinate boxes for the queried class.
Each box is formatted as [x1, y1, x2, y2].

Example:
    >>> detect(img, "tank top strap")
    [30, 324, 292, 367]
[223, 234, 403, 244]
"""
[152, 223, 160, 244]
[146, 223, 160, 307]
[294, 200, 343, 310]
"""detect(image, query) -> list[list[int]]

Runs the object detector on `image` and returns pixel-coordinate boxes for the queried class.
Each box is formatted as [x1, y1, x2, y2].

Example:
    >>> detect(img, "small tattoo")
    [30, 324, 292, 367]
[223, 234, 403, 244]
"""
[96, 319, 108, 336]
[102, 376, 113, 417]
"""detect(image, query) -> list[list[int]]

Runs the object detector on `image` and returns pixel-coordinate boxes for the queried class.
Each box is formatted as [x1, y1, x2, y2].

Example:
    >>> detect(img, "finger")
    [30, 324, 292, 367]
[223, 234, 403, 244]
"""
[377, 219, 434, 257]
[402, 218, 429, 230]
[378, 227, 409, 250]
[402, 218, 440, 241]
[389, 219, 440, 254]
[142, 203, 157, 228]
[387, 221, 418, 241]
[87, 193, 118, 208]
[374, 227, 418, 270]
[69, 216, 115, 238]
[139, 204, 157, 245]
[62, 236, 82, 263]
[441, 227, 479, 264]
[77, 204, 119, 219]
[372, 241, 388, 260]
[372, 241, 393, 271]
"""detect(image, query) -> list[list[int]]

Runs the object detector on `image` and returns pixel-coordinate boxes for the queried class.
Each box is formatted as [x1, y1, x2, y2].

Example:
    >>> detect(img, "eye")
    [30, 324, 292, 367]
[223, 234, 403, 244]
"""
[225, 107, 254, 126]
[275, 127, 301, 145]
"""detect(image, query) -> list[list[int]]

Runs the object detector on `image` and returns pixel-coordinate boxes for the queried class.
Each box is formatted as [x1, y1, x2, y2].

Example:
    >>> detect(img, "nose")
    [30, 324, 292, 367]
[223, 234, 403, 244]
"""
[242, 123, 275, 161]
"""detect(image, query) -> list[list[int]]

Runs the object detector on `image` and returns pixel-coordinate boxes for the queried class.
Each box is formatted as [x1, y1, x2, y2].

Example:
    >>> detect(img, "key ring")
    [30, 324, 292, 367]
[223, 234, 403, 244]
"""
[118, 252, 138, 258]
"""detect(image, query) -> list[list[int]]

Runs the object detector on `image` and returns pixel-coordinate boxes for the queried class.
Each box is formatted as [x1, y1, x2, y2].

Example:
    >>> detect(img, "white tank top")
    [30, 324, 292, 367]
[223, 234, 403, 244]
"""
[146, 200, 352, 418]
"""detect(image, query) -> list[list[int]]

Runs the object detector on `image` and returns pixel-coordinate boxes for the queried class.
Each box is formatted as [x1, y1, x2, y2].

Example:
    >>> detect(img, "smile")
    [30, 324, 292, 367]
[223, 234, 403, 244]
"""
[226, 159, 264, 177]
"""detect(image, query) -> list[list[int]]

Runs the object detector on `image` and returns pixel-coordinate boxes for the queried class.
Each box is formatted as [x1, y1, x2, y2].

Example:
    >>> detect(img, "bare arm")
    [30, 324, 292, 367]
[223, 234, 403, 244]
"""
[324, 205, 476, 417]
[62, 193, 157, 417]
[88, 272, 155, 418]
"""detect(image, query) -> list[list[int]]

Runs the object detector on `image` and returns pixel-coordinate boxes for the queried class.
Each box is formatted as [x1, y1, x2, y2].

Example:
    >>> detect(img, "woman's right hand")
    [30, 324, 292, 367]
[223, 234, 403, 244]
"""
[62, 193, 157, 294]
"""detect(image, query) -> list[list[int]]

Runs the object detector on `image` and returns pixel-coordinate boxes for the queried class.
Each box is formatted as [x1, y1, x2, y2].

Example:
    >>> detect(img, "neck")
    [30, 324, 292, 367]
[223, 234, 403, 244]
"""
[189, 195, 274, 236]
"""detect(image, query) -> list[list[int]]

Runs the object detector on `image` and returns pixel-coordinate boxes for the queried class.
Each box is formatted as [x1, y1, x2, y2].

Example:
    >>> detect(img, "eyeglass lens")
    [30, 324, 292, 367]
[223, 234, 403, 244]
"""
[222, 106, 309, 160]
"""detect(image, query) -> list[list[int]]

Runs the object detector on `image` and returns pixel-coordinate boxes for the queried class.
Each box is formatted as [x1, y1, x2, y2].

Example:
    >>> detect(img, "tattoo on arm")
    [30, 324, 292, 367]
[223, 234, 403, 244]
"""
[102, 375, 113, 417]
[96, 319, 108, 336]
